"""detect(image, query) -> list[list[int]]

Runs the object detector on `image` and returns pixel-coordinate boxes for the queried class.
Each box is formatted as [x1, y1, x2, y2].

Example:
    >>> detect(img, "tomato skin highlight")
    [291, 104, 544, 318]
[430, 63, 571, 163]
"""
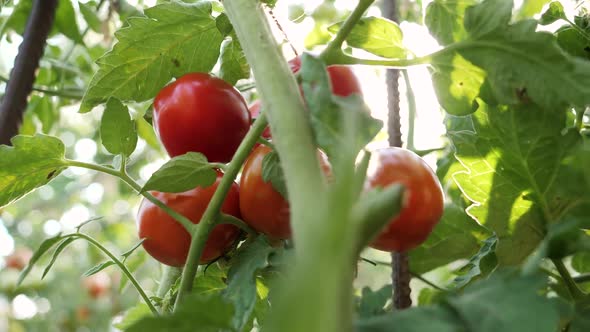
[239, 145, 331, 239]
[367, 148, 444, 253]
[153, 73, 251, 162]
[137, 174, 241, 267]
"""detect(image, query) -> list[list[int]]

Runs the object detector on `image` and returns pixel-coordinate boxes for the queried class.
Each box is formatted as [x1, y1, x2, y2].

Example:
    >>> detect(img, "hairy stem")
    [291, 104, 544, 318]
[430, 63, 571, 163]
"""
[173, 114, 269, 309]
[223, 0, 360, 331]
[74, 233, 158, 314]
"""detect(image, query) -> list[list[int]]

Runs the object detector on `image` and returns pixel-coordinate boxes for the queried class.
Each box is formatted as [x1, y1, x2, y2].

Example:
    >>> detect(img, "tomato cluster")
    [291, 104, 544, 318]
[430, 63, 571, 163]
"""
[137, 57, 443, 267]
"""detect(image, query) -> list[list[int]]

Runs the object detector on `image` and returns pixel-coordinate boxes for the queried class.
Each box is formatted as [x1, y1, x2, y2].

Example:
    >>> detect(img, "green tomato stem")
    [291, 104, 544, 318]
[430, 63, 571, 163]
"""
[66, 160, 195, 232]
[156, 266, 182, 313]
[552, 258, 585, 300]
[320, 0, 376, 60]
[0, 74, 84, 100]
[72, 233, 159, 315]
[173, 114, 269, 310]
[219, 213, 258, 237]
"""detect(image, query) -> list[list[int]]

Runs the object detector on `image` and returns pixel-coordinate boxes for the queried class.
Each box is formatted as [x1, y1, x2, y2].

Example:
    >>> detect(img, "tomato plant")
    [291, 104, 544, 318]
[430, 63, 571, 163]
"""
[240, 145, 332, 240]
[153, 73, 251, 162]
[137, 173, 241, 266]
[1, 0, 589, 331]
[366, 148, 444, 252]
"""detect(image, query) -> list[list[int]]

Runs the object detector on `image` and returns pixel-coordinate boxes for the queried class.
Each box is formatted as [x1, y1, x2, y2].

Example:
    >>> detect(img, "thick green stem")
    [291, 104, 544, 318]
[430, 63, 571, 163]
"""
[219, 213, 257, 237]
[74, 233, 158, 314]
[223, 1, 358, 331]
[67, 160, 195, 232]
[552, 258, 585, 300]
[173, 115, 269, 310]
[320, 0, 375, 59]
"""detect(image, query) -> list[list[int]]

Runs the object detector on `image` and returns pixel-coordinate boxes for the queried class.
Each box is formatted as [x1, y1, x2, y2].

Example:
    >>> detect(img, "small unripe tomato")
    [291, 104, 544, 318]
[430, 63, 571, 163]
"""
[82, 271, 111, 299]
[137, 173, 241, 266]
[4, 247, 33, 271]
[366, 148, 444, 252]
[239, 145, 331, 239]
[153, 73, 251, 162]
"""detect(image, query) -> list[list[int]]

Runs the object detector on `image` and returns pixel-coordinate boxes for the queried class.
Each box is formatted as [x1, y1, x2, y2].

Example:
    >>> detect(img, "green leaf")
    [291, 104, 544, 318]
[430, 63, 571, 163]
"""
[28, 95, 57, 134]
[136, 116, 161, 150]
[327, 17, 408, 59]
[142, 152, 217, 193]
[80, 1, 223, 112]
[83, 260, 116, 277]
[215, 13, 232, 36]
[523, 218, 590, 273]
[261, 151, 288, 199]
[42, 237, 76, 279]
[300, 54, 382, 159]
[447, 271, 561, 332]
[0, 135, 68, 208]
[219, 38, 250, 85]
[571, 252, 590, 273]
[356, 285, 392, 318]
[18, 234, 64, 286]
[449, 103, 589, 265]
[126, 294, 234, 332]
[451, 20, 590, 109]
[517, 0, 551, 19]
[356, 306, 462, 332]
[539, 1, 566, 25]
[430, 52, 485, 115]
[357, 272, 561, 332]
[55, 0, 83, 43]
[100, 98, 138, 156]
[79, 1, 102, 33]
[570, 299, 590, 332]
[114, 304, 152, 330]
[425, 0, 476, 45]
[450, 235, 498, 288]
[464, 0, 513, 39]
[193, 263, 227, 296]
[223, 237, 276, 331]
[556, 28, 590, 60]
[410, 204, 488, 274]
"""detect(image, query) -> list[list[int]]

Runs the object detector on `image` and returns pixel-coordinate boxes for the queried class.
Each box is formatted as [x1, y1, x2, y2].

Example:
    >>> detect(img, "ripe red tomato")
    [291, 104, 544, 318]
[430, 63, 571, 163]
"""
[288, 56, 363, 97]
[239, 145, 331, 239]
[137, 173, 241, 266]
[153, 73, 251, 163]
[82, 271, 111, 299]
[248, 101, 272, 140]
[248, 58, 362, 139]
[4, 247, 32, 271]
[366, 148, 444, 252]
